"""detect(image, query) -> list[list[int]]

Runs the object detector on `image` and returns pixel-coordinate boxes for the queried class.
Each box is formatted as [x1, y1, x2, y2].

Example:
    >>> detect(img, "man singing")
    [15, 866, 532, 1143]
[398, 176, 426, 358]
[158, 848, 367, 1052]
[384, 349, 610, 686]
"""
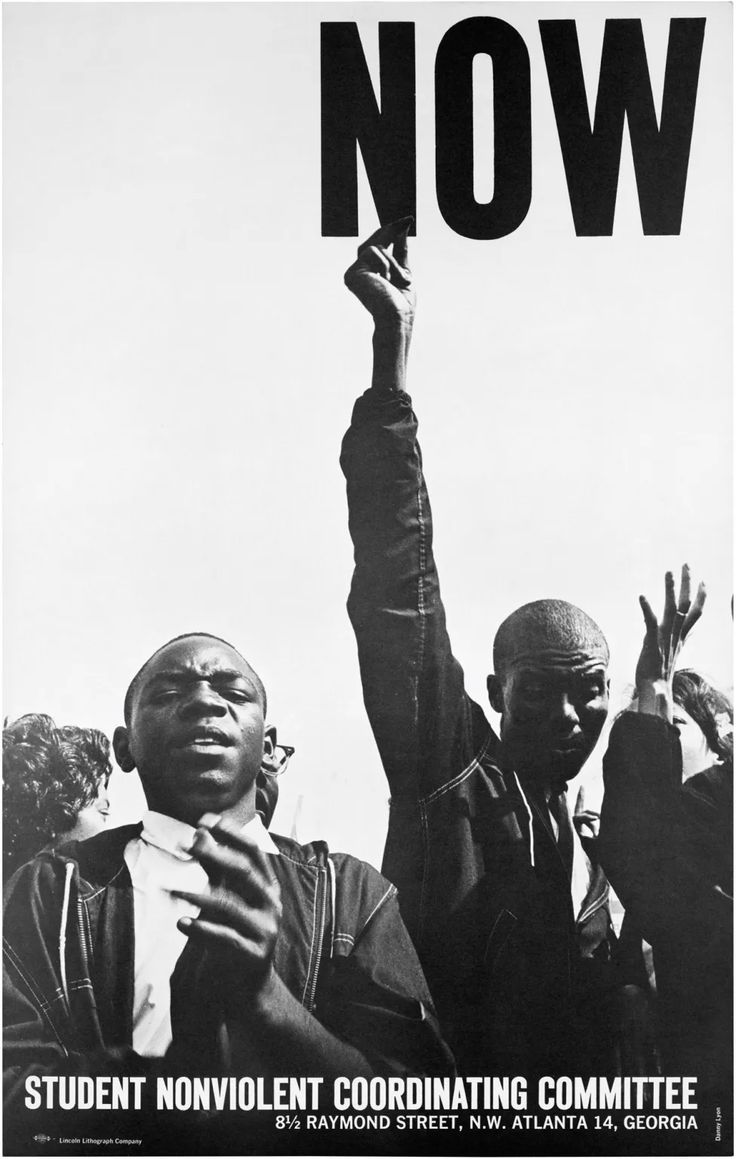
[4, 633, 451, 1150]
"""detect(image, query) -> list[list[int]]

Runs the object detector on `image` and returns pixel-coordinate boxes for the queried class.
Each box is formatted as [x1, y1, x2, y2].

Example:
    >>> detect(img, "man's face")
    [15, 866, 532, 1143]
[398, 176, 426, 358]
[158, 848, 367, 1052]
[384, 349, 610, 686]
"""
[494, 655, 609, 787]
[120, 637, 267, 827]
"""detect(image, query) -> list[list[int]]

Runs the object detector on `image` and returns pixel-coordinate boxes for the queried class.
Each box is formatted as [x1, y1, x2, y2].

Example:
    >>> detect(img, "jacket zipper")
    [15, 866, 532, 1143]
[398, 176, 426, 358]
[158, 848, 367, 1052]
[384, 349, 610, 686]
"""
[305, 865, 328, 1012]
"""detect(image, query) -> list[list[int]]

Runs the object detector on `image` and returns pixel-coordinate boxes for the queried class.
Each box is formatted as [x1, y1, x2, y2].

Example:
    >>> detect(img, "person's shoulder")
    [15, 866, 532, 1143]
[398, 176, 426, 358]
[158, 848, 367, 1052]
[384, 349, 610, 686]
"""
[4, 823, 142, 905]
[59, 821, 142, 854]
[683, 760, 733, 819]
[269, 832, 329, 866]
[270, 834, 395, 913]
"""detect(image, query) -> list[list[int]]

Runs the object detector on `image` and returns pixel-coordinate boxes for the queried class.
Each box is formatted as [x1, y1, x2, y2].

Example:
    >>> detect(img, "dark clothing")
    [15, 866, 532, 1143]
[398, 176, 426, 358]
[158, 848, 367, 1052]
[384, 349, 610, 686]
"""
[600, 712, 733, 1096]
[341, 388, 621, 1077]
[3, 823, 451, 1149]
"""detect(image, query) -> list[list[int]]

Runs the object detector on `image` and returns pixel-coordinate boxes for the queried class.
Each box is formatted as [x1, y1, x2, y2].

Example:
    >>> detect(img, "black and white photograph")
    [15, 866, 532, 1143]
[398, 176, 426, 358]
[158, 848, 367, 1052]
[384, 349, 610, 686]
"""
[3, 3, 732, 1156]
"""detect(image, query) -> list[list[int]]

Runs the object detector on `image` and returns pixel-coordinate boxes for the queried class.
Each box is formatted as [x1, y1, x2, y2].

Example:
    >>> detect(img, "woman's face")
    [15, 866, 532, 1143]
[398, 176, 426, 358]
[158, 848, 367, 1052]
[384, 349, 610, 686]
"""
[62, 777, 110, 843]
[673, 704, 717, 781]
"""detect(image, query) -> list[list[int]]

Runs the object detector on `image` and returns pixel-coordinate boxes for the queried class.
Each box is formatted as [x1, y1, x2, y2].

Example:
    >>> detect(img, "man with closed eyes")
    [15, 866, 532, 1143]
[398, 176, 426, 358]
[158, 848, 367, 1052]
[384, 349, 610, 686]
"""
[3, 632, 451, 1152]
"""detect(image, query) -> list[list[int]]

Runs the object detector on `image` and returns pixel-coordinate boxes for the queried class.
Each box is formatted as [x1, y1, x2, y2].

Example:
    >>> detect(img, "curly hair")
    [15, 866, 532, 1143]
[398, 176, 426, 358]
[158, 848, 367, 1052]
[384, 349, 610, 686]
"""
[3, 713, 112, 877]
[673, 670, 733, 767]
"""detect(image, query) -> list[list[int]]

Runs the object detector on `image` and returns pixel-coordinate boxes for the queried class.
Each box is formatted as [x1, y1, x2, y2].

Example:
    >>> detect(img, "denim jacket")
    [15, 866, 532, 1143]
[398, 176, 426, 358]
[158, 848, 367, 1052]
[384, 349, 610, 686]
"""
[341, 388, 620, 1077]
[3, 820, 451, 1142]
[601, 712, 732, 1095]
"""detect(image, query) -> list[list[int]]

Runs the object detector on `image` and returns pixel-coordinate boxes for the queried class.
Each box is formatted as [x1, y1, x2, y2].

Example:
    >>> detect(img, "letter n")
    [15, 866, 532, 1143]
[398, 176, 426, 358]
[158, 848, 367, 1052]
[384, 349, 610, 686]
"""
[539, 19, 705, 234]
[320, 23, 416, 235]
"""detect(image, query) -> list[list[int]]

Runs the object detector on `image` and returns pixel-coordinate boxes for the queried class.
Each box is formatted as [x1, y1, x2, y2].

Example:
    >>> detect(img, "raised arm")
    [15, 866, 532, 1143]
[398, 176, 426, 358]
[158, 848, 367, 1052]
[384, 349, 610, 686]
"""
[340, 224, 489, 803]
[600, 567, 729, 943]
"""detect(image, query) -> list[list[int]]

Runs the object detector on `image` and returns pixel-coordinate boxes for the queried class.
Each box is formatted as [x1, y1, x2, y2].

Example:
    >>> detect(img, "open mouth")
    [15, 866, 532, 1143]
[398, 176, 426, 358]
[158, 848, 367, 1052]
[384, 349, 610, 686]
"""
[174, 728, 231, 748]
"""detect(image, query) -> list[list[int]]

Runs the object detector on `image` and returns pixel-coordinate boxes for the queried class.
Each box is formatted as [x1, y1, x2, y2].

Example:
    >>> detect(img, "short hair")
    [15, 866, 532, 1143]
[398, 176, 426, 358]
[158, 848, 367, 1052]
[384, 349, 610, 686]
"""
[123, 632, 267, 725]
[2, 713, 111, 877]
[493, 599, 609, 678]
[673, 669, 733, 766]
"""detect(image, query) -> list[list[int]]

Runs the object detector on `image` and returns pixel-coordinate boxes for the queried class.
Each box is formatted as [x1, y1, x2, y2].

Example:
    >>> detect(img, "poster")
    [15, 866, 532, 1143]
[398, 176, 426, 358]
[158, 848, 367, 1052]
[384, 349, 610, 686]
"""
[3, 2, 732, 1157]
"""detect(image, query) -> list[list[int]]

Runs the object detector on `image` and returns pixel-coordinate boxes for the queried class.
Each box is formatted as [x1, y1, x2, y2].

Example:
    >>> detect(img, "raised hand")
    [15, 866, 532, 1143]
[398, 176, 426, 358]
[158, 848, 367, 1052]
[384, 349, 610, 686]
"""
[635, 565, 706, 717]
[344, 217, 415, 393]
[344, 217, 415, 327]
[172, 814, 282, 1007]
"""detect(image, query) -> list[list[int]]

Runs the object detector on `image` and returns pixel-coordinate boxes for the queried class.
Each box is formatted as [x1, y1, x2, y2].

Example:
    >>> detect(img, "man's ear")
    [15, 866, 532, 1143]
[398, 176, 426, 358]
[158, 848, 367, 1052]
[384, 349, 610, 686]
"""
[260, 724, 279, 773]
[487, 674, 505, 715]
[113, 726, 136, 773]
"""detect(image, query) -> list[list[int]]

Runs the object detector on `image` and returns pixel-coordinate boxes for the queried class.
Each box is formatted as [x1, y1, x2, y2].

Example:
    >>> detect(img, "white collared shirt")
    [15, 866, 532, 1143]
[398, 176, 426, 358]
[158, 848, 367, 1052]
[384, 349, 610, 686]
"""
[546, 791, 595, 921]
[570, 815, 594, 920]
[124, 810, 279, 1058]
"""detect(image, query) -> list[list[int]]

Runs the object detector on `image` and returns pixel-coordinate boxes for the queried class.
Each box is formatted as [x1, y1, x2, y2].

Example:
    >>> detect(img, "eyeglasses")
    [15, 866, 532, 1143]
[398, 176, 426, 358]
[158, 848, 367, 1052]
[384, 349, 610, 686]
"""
[261, 743, 295, 778]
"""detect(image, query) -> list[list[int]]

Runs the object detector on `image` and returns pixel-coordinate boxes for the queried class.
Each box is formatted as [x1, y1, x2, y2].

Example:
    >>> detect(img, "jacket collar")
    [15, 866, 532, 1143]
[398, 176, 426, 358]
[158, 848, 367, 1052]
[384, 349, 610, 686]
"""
[54, 823, 142, 894]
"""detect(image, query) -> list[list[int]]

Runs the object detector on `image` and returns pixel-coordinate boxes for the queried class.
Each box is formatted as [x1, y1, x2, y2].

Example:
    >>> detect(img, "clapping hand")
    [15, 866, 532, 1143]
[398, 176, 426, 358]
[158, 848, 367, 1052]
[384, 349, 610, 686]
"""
[172, 814, 282, 1009]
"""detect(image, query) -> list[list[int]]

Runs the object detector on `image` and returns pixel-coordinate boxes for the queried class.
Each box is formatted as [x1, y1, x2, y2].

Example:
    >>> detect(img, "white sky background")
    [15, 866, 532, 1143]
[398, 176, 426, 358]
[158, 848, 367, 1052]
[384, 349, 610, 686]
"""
[3, 2, 732, 867]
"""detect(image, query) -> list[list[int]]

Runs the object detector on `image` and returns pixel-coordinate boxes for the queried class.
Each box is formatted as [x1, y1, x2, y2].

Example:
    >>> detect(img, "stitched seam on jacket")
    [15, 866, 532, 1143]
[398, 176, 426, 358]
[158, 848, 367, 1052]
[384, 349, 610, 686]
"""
[415, 472, 426, 717]
[3, 940, 50, 1011]
[418, 796, 431, 937]
[3, 941, 68, 1049]
[81, 862, 129, 902]
[277, 850, 319, 870]
[420, 729, 495, 806]
[40, 988, 66, 1012]
[684, 787, 718, 810]
[487, 907, 517, 943]
[68, 980, 94, 993]
[356, 883, 396, 940]
[485, 909, 518, 970]
[577, 884, 610, 927]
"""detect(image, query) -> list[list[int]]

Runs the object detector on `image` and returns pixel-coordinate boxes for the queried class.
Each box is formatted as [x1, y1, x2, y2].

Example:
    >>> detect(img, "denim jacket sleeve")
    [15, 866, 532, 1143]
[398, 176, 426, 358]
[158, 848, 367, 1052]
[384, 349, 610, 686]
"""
[340, 388, 482, 801]
[318, 857, 455, 1076]
[600, 712, 732, 947]
[2, 854, 151, 1127]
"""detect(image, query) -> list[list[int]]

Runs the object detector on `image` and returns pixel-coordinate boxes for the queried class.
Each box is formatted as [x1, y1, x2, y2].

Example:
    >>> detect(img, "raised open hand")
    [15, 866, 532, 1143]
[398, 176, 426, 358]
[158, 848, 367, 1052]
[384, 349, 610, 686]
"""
[344, 217, 415, 326]
[635, 565, 706, 712]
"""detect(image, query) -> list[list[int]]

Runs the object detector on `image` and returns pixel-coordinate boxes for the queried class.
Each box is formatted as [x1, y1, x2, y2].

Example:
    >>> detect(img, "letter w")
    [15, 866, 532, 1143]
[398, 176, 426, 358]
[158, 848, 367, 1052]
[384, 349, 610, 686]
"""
[539, 19, 705, 234]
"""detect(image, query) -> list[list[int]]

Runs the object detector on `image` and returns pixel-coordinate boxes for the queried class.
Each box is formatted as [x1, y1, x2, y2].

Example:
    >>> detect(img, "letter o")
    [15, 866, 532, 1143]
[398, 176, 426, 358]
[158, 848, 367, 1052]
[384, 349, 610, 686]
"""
[351, 1078, 368, 1111]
